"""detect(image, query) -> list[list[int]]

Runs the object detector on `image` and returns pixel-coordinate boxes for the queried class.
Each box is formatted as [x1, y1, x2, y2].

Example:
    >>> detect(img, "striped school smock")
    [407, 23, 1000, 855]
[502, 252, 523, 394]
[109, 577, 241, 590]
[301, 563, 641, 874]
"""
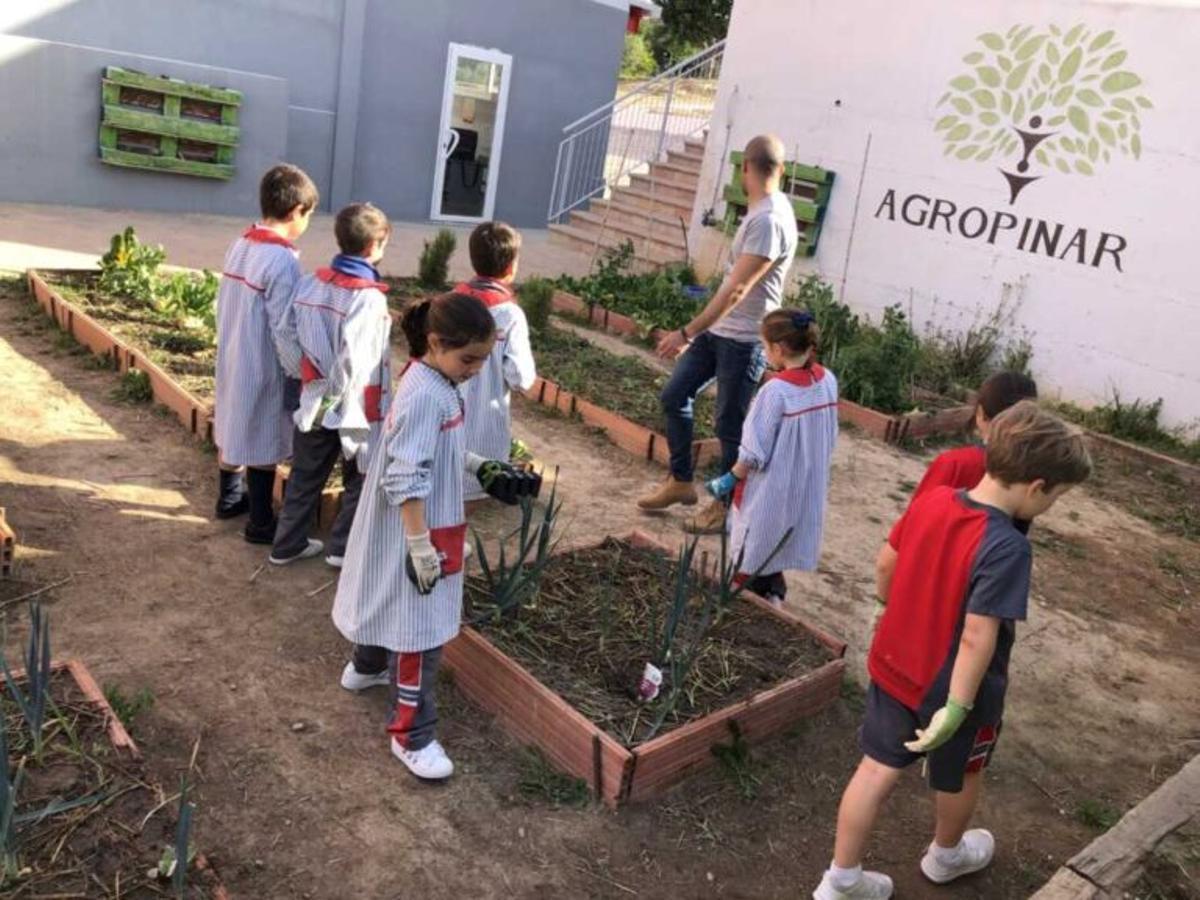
[292, 264, 393, 466]
[455, 278, 537, 500]
[730, 364, 839, 575]
[332, 361, 468, 653]
[213, 225, 303, 467]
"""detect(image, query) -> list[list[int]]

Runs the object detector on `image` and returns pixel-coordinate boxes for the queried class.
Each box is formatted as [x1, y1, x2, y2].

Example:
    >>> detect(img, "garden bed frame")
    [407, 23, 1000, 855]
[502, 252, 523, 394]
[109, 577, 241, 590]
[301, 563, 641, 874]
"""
[26, 270, 214, 441]
[443, 530, 847, 808]
[0, 506, 14, 577]
[553, 288, 976, 446]
[1, 658, 231, 898]
[273, 462, 342, 530]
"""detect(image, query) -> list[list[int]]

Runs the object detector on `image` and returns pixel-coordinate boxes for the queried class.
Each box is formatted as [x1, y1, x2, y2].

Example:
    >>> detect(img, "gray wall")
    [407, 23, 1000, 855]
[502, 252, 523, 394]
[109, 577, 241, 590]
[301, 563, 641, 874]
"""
[353, 0, 626, 226]
[0, 35, 288, 215]
[2, 0, 342, 205]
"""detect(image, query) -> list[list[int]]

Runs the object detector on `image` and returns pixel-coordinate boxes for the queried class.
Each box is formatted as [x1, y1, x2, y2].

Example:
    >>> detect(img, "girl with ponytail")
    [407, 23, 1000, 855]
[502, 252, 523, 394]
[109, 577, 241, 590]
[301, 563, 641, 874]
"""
[332, 290, 536, 781]
[703, 308, 840, 606]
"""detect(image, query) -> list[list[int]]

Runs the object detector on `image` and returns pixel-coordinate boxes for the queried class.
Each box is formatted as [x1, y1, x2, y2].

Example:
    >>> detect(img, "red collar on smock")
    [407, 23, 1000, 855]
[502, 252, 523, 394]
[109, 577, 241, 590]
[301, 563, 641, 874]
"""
[453, 278, 514, 308]
[315, 268, 390, 292]
[242, 225, 296, 248]
[772, 363, 826, 387]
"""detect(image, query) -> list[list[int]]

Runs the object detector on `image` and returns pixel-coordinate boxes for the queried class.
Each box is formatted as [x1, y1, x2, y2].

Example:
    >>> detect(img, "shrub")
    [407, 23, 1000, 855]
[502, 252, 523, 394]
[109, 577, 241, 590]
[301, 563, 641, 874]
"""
[518, 278, 554, 337]
[621, 32, 658, 79]
[99, 227, 165, 305]
[918, 298, 1035, 395]
[836, 306, 922, 414]
[418, 229, 457, 289]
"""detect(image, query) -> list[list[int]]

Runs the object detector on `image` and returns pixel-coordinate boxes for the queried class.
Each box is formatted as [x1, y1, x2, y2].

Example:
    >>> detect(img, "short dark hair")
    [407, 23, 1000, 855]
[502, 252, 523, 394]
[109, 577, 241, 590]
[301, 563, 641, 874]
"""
[743, 134, 785, 178]
[986, 401, 1092, 490]
[761, 308, 820, 355]
[401, 291, 496, 358]
[976, 370, 1038, 420]
[468, 221, 522, 278]
[259, 164, 319, 221]
[334, 202, 391, 256]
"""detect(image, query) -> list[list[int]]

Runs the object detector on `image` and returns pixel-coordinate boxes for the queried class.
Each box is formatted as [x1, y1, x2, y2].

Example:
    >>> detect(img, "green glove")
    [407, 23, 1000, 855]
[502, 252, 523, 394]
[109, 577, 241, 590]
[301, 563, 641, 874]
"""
[904, 699, 972, 753]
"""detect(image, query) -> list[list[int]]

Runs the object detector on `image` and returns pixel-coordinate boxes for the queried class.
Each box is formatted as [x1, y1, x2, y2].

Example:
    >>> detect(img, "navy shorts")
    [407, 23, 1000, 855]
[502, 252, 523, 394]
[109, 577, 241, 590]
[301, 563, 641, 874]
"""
[859, 683, 1001, 793]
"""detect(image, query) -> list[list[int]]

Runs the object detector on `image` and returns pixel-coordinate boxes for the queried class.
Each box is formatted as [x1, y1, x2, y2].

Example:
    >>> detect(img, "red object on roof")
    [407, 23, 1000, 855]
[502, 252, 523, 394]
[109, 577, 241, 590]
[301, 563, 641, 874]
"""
[627, 6, 648, 33]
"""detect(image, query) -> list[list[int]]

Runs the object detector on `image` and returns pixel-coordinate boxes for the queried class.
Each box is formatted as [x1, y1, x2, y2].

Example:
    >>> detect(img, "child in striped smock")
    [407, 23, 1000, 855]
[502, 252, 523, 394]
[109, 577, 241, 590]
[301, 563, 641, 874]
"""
[457, 221, 537, 501]
[705, 310, 838, 606]
[213, 164, 318, 543]
[331, 292, 539, 781]
[268, 203, 394, 568]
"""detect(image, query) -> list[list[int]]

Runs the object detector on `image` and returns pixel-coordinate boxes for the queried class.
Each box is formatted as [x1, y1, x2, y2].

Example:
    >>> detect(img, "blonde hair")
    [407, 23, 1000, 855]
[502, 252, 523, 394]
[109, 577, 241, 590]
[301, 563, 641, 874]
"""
[985, 401, 1092, 489]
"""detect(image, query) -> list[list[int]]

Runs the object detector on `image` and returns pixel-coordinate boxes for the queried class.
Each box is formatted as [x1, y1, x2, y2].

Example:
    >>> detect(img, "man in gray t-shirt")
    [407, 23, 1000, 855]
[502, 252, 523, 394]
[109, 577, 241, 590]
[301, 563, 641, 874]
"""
[638, 134, 799, 534]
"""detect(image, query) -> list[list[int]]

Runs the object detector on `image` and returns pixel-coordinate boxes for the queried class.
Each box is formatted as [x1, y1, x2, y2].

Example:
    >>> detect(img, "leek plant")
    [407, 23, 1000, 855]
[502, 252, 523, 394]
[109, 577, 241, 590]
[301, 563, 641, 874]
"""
[0, 724, 25, 882]
[0, 601, 53, 757]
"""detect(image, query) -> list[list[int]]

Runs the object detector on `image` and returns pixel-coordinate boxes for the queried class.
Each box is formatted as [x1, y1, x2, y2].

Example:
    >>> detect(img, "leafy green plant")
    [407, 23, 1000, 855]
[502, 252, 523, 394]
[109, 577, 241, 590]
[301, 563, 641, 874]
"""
[0, 601, 53, 757]
[517, 277, 554, 337]
[836, 306, 922, 414]
[1075, 797, 1121, 831]
[468, 473, 563, 623]
[112, 369, 153, 404]
[418, 229, 457, 289]
[103, 684, 155, 730]
[158, 270, 218, 332]
[621, 31, 657, 79]
[918, 298, 1034, 395]
[1054, 392, 1200, 463]
[0, 724, 25, 881]
[99, 227, 165, 305]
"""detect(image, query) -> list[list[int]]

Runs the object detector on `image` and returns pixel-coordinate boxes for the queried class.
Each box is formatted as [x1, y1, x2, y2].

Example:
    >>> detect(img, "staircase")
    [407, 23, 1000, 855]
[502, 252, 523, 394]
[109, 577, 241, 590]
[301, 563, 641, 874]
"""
[546, 41, 724, 270]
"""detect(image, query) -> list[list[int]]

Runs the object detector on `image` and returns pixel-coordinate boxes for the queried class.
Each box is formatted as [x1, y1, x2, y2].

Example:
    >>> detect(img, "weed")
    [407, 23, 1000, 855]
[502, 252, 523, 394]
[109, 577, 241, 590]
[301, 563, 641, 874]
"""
[1054, 393, 1200, 465]
[103, 684, 155, 730]
[52, 330, 82, 355]
[710, 721, 761, 800]
[516, 749, 590, 807]
[918, 297, 1033, 395]
[112, 370, 153, 404]
[1075, 798, 1121, 831]
[1067, 510, 1081, 522]
[418, 229, 457, 289]
[840, 676, 867, 713]
[82, 352, 114, 371]
[148, 329, 209, 355]
[897, 479, 917, 494]
[517, 278, 554, 337]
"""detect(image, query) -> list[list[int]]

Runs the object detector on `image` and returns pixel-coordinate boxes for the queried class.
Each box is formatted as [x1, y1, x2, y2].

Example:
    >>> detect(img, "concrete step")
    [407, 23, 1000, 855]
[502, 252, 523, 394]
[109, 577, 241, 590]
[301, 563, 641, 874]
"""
[549, 223, 686, 269]
[611, 184, 694, 220]
[666, 148, 705, 172]
[648, 160, 700, 189]
[684, 137, 707, 156]
[626, 173, 696, 207]
[587, 198, 692, 240]
[568, 208, 687, 255]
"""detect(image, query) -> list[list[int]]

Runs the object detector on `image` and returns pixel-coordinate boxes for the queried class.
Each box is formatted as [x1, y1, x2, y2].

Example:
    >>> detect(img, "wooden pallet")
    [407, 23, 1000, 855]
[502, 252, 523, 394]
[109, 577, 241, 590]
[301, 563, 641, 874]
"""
[99, 66, 241, 180]
[722, 150, 836, 257]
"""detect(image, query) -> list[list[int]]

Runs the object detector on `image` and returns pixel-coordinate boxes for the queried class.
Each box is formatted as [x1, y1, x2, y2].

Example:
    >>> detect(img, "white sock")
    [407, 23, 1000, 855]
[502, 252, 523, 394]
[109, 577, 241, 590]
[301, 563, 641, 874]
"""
[932, 840, 963, 864]
[829, 863, 862, 890]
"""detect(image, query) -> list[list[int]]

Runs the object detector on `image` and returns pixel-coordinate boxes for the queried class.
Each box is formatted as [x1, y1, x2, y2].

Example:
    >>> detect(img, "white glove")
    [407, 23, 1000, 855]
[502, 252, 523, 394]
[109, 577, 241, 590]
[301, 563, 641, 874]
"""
[405, 532, 441, 595]
[463, 451, 487, 476]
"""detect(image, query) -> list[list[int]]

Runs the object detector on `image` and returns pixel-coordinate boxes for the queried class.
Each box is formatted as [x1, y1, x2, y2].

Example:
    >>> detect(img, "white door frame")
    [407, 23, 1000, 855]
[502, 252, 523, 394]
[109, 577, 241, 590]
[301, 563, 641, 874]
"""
[430, 42, 513, 223]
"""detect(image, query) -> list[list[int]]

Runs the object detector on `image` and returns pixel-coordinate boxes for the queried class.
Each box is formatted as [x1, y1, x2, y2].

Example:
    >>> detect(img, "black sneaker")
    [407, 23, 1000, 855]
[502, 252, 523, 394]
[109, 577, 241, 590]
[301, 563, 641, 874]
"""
[242, 520, 278, 545]
[215, 495, 249, 520]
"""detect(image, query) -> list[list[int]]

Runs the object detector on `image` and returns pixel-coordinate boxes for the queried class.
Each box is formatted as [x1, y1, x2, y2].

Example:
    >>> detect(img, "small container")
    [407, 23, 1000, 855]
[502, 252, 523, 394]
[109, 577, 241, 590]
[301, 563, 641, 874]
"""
[682, 285, 709, 303]
[637, 662, 664, 702]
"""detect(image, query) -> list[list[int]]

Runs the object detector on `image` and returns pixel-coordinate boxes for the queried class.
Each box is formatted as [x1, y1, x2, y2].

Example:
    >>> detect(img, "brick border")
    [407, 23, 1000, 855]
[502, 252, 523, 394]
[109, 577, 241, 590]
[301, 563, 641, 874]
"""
[444, 530, 846, 807]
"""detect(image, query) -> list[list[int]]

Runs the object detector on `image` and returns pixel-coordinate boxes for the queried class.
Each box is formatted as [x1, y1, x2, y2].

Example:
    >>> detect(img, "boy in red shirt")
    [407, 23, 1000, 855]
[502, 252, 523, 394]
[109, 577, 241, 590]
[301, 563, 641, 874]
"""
[813, 402, 1092, 900]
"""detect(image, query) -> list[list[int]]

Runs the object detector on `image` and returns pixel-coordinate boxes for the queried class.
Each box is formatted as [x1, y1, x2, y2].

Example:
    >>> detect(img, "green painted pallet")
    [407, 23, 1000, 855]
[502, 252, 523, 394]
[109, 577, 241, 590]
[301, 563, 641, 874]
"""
[721, 151, 835, 257]
[98, 66, 241, 180]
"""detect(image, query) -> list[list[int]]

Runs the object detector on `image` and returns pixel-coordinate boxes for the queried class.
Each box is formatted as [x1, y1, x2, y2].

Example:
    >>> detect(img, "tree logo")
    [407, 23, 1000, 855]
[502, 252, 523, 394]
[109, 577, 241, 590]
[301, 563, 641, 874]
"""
[936, 23, 1152, 203]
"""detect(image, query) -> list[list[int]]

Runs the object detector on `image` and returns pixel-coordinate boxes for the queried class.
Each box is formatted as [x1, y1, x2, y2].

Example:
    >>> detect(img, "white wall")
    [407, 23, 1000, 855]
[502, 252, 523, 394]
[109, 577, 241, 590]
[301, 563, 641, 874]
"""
[693, 0, 1200, 431]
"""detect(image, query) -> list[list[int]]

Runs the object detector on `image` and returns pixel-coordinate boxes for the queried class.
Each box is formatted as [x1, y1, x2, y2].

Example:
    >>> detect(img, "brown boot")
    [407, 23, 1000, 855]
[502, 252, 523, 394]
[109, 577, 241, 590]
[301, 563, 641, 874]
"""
[682, 499, 727, 535]
[637, 476, 699, 511]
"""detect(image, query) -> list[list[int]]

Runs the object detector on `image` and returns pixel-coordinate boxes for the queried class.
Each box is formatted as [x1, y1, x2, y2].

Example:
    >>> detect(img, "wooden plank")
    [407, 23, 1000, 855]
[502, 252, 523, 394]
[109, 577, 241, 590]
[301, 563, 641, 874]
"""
[99, 147, 234, 180]
[729, 149, 834, 185]
[1029, 869, 1100, 900]
[104, 67, 242, 106]
[1067, 753, 1200, 892]
[723, 183, 821, 224]
[102, 104, 239, 146]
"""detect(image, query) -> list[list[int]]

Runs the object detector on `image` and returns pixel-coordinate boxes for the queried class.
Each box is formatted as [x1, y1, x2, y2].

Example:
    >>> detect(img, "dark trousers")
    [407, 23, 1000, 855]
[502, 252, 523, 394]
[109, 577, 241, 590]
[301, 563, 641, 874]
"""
[271, 426, 364, 559]
[660, 332, 766, 481]
[354, 644, 443, 751]
[745, 571, 787, 600]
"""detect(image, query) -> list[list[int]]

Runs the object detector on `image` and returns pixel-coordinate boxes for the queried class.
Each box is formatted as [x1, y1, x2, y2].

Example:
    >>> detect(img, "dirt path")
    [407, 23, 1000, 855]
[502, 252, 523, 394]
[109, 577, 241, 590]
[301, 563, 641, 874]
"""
[2, 281, 1197, 899]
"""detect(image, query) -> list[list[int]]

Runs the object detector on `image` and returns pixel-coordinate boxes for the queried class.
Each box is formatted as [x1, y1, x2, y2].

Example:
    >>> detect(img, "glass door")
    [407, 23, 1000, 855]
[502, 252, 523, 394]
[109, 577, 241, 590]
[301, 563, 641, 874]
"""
[431, 43, 513, 222]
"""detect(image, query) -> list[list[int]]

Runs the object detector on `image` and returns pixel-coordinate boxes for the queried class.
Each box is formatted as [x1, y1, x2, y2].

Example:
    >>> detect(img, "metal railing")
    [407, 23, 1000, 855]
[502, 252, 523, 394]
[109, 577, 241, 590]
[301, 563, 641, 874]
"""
[547, 39, 725, 224]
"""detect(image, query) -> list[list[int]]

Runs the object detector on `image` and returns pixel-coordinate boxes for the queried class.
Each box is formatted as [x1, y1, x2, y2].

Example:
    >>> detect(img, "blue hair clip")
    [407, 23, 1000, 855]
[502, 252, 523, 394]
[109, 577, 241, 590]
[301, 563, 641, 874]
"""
[791, 311, 815, 330]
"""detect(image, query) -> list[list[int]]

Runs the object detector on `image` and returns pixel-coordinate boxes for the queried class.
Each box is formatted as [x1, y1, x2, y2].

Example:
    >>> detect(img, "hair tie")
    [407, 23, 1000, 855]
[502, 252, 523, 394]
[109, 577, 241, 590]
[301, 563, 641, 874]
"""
[791, 311, 815, 330]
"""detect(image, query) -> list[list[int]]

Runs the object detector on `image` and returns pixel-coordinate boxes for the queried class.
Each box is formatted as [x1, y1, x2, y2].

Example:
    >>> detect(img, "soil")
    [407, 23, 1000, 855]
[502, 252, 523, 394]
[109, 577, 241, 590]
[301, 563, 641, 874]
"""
[42, 270, 216, 402]
[1, 664, 224, 897]
[382, 276, 446, 317]
[467, 538, 831, 747]
[2, 272, 1198, 898]
[534, 324, 716, 439]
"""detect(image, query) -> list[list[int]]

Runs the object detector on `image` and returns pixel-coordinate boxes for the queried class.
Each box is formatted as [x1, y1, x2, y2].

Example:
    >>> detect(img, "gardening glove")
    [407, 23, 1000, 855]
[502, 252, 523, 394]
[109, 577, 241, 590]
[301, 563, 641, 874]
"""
[904, 699, 972, 753]
[405, 532, 442, 595]
[705, 471, 741, 500]
[465, 451, 541, 505]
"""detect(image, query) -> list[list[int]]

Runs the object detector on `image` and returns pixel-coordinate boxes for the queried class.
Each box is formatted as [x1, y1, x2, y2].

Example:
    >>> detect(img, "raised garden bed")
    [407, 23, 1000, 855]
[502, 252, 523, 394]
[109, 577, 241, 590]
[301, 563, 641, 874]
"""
[1, 657, 228, 897]
[446, 531, 846, 807]
[0, 508, 13, 577]
[27, 270, 214, 441]
[273, 462, 343, 530]
[526, 325, 719, 466]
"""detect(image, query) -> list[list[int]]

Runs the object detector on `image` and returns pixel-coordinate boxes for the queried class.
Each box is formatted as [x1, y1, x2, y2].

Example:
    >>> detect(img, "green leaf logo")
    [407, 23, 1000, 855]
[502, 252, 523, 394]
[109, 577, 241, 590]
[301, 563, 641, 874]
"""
[936, 23, 1151, 201]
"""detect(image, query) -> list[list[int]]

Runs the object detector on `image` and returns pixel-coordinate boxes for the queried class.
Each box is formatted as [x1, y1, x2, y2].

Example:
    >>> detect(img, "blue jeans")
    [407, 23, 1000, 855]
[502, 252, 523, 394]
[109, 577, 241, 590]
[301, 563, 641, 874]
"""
[661, 332, 766, 481]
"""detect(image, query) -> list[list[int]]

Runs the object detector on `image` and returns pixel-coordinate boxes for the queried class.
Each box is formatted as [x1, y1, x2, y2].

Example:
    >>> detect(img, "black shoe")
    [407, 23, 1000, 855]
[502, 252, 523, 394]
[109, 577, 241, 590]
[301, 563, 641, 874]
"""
[215, 495, 250, 520]
[242, 519, 278, 545]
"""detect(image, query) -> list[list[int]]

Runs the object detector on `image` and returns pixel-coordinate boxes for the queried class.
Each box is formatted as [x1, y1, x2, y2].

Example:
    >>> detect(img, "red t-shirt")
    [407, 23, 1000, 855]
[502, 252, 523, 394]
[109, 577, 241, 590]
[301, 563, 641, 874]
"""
[911, 445, 987, 501]
[870, 487, 1031, 718]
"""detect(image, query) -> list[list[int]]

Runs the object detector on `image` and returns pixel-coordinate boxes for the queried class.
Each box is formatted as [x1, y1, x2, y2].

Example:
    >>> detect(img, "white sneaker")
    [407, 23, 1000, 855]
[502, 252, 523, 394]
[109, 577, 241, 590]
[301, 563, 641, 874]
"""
[391, 737, 454, 780]
[339, 661, 390, 692]
[920, 829, 995, 884]
[812, 870, 894, 900]
[268, 538, 324, 566]
[325, 554, 344, 568]
[763, 593, 785, 609]
[464, 541, 473, 561]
